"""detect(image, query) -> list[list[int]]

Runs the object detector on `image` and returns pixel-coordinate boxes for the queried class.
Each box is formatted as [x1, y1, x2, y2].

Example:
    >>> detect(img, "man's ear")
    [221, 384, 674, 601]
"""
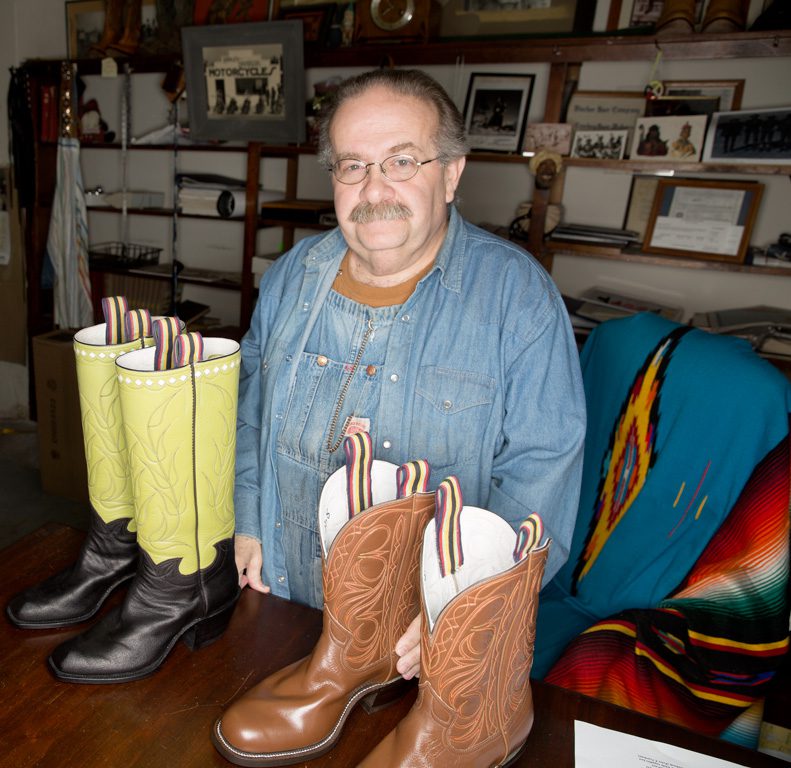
[444, 156, 466, 204]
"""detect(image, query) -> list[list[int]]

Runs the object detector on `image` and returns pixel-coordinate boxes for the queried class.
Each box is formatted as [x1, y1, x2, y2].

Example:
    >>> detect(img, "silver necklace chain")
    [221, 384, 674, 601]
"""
[326, 318, 375, 453]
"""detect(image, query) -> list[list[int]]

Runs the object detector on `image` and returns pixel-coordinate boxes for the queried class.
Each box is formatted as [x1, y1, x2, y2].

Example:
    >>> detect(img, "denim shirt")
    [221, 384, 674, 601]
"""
[235, 206, 586, 602]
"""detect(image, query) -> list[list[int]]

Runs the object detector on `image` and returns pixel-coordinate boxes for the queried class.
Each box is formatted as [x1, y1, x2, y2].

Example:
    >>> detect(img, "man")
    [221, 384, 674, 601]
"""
[233, 68, 585, 678]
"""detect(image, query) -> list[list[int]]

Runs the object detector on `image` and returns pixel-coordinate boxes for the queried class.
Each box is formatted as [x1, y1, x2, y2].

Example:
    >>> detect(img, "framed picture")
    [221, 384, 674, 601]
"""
[565, 91, 646, 148]
[192, 0, 269, 25]
[643, 178, 763, 264]
[660, 79, 744, 112]
[181, 21, 306, 144]
[440, 0, 596, 39]
[702, 107, 791, 165]
[570, 129, 628, 159]
[66, 0, 157, 58]
[523, 123, 572, 155]
[631, 115, 708, 161]
[645, 95, 720, 118]
[277, 3, 335, 45]
[628, 0, 704, 27]
[463, 73, 535, 154]
[623, 174, 660, 240]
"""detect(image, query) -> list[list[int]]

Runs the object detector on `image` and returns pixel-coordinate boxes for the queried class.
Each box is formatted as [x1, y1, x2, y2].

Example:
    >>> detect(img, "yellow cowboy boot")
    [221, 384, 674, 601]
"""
[359, 480, 550, 768]
[49, 325, 241, 683]
[7, 298, 152, 628]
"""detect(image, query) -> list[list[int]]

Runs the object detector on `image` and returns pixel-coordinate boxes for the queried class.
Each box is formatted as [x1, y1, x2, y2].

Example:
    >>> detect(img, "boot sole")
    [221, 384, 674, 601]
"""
[211, 676, 410, 767]
[5, 572, 136, 630]
[46, 592, 239, 684]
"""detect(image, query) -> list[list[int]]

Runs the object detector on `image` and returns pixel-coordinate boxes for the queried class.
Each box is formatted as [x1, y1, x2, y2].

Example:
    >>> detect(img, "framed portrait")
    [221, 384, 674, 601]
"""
[645, 95, 720, 119]
[66, 0, 157, 58]
[660, 79, 744, 112]
[630, 115, 708, 162]
[181, 21, 306, 144]
[440, 0, 596, 39]
[463, 73, 535, 154]
[565, 91, 646, 148]
[570, 129, 628, 159]
[643, 178, 763, 264]
[523, 123, 572, 155]
[702, 107, 791, 165]
[277, 3, 335, 45]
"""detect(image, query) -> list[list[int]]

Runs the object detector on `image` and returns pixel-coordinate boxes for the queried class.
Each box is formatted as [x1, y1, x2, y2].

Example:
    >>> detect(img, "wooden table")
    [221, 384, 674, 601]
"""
[1, 524, 785, 768]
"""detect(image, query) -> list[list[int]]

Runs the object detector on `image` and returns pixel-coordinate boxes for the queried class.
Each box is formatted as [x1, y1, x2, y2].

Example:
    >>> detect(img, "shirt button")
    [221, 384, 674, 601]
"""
[382, 440, 392, 449]
[302, 302, 310, 311]
[366, 364, 377, 376]
[317, 355, 328, 367]
[275, 521, 281, 529]
[285, 354, 292, 362]
[401, 314, 410, 323]
[277, 575, 286, 584]
[443, 400, 452, 410]
[390, 373, 399, 382]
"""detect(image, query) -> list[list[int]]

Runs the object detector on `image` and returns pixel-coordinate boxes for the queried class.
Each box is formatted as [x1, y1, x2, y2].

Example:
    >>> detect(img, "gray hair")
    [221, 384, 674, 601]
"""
[316, 69, 469, 169]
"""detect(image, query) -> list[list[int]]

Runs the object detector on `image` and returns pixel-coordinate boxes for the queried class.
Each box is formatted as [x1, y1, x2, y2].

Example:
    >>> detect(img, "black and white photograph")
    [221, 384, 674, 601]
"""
[463, 73, 535, 153]
[182, 21, 305, 143]
[570, 129, 628, 159]
[702, 107, 791, 164]
[523, 122, 573, 155]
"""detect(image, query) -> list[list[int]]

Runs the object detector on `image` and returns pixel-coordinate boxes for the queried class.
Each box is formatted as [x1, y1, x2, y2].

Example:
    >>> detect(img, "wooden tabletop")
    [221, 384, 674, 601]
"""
[1, 524, 784, 768]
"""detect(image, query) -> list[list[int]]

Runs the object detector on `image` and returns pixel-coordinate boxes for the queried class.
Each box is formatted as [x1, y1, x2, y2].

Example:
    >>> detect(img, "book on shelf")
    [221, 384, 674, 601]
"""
[549, 223, 641, 248]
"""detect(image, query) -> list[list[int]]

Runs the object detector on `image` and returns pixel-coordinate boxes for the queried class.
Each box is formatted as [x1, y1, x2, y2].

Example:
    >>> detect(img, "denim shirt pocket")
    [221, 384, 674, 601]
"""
[413, 365, 496, 475]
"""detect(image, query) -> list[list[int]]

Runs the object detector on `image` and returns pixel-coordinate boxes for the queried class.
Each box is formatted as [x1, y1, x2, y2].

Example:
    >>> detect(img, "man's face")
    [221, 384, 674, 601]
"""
[329, 85, 465, 280]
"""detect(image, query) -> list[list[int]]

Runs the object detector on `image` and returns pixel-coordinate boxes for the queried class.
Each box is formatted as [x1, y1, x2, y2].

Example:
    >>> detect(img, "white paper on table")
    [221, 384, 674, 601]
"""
[574, 721, 750, 768]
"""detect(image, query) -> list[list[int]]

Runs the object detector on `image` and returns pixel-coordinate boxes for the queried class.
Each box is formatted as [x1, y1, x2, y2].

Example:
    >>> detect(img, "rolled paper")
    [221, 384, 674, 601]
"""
[396, 459, 430, 498]
[102, 295, 129, 345]
[174, 332, 205, 367]
[343, 431, 373, 519]
[152, 317, 181, 371]
[124, 308, 153, 342]
[513, 513, 544, 562]
[436, 476, 464, 578]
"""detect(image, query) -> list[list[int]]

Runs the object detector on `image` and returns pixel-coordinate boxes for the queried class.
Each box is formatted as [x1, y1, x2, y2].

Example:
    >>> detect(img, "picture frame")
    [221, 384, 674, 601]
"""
[565, 90, 646, 148]
[643, 178, 763, 264]
[702, 107, 791, 165]
[522, 122, 572, 155]
[463, 73, 535, 154]
[622, 174, 660, 240]
[66, 0, 157, 58]
[631, 115, 708, 162]
[181, 21, 306, 144]
[645, 95, 720, 119]
[277, 3, 335, 45]
[192, 0, 269, 26]
[660, 79, 744, 112]
[439, 0, 596, 39]
[570, 129, 628, 159]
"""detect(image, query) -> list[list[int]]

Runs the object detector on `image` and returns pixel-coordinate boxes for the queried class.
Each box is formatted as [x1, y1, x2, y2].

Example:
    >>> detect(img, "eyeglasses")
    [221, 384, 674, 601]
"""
[329, 154, 439, 185]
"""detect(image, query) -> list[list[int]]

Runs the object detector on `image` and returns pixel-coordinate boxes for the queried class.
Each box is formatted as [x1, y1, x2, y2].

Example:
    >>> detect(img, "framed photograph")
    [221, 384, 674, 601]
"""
[440, 0, 596, 39]
[181, 21, 306, 144]
[66, 0, 157, 58]
[660, 79, 744, 112]
[645, 95, 720, 119]
[628, 0, 704, 27]
[192, 0, 269, 25]
[277, 3, 335, 45]
[523, 123, 572, 155]
[565, 91, 646, 148]
[623, 174, 660, 240]
[643, 178, 764, 264]
[463, 73, 535, 154]
[631, 115, 708, 161]
[570, 129, 628, 159]
[702, 107, 791, 165]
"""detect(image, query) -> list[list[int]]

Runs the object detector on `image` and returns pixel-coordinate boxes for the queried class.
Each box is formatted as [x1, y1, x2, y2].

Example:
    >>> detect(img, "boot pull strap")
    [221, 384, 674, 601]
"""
[513, 514, 544, 562]
[124, 308, 152, 343]
[153, 316, 181, 370]
[174, 332, 204, 367]
[343, 431, 373, 519]
[396, 460, 430, 498]
[436, 476, 464, 578]
[102, 295, 129, 344]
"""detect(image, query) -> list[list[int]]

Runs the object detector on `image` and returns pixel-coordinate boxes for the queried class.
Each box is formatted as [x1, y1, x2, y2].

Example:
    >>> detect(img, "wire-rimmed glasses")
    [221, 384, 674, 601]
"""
[329, 154, 439, 185]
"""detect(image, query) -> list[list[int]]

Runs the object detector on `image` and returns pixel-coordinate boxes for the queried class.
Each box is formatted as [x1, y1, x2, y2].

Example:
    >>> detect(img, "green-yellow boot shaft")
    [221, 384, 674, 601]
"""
[116, 338, 240, 575]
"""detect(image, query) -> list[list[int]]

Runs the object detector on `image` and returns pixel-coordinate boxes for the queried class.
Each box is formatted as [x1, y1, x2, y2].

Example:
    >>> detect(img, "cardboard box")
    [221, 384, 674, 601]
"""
[33, 331, 88, 502]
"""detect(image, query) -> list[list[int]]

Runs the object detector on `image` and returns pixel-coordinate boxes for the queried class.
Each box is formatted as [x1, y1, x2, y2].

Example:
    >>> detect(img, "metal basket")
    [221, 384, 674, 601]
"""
[88, 242, 162, 269]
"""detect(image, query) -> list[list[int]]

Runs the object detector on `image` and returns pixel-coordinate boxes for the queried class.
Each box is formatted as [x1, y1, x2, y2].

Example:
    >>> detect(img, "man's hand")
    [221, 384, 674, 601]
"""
[395, 613, 422, 680]
[235, 534, 270, 593]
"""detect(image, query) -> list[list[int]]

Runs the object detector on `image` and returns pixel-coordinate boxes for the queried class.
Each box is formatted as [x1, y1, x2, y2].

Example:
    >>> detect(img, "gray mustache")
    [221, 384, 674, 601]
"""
[349, 202, 412, 224]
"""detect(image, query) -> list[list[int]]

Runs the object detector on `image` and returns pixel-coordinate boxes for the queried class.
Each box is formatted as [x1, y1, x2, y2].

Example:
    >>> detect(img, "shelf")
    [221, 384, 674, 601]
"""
[91, 262, 242, 290]
[86, 205, 245, 221]
[563, 158, 791, 175]
[547, 241, 791, 276]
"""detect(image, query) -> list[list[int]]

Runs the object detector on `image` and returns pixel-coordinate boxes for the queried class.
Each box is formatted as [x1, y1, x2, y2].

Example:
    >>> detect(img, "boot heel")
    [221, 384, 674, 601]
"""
[182, 601, 236, 651]
[360, 676, 415, 713]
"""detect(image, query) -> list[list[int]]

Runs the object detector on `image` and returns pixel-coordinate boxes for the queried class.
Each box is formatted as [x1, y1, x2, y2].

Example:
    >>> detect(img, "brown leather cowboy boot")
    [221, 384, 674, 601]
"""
[701, 0, 747, 32]
[655, 0, 695, 35]
[106, 0, 142, 55]
[89, 0, 125, 56]
[359, 482, 550, 768]
[212, 435, 434, 767]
